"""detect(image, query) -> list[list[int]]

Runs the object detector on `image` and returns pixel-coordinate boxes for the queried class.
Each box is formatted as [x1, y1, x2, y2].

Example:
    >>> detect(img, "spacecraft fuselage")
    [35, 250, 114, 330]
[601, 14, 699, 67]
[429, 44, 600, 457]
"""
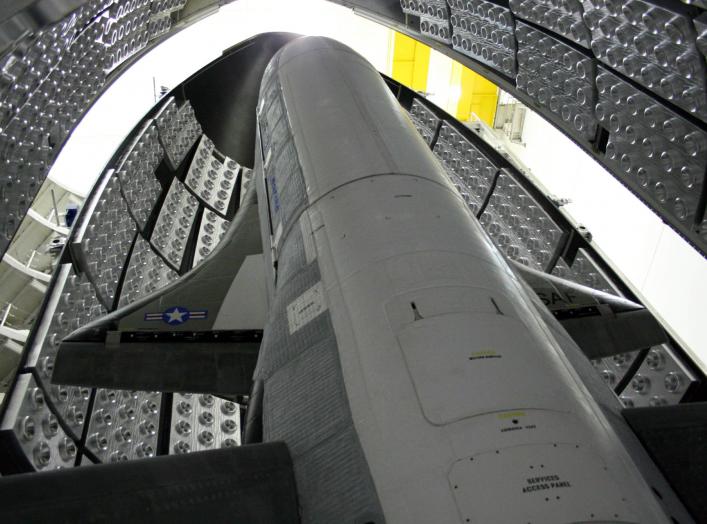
[253, 36, 674, 524]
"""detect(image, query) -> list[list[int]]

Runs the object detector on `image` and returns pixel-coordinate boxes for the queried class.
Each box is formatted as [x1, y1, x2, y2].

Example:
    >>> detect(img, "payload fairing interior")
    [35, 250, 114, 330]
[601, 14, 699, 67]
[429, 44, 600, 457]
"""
[0, 1, 705, 523]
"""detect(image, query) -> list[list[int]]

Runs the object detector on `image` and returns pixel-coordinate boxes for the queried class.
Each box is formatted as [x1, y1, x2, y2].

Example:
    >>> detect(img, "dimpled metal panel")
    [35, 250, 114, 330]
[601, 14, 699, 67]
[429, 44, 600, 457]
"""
[154, 97, 203, 170]
[450, 0, 517, 77]
[510, 0, 592, 48]
[481, 170, 563, 271]
[402, 0, 453, 44]
[115, 120, 164, 231]
[83, 389, 161, 463]
[433, 122, 497, 214]
[192, 210, 231, 268]
[409, 98, 441, 142]
[184, 135, 240, 216]
[0, 0, 191, 256]
[169, 393, 241, 455]
[597, 67, 706, 237]
[118, 235, 179, 307]
[77, 175, 137, 307]
[516, 22, 598, 141]
[1, 373, 78, 471]
[583, 0, 707, 123]
[620, 344, 697, 408]
[150, 177, 199, 271]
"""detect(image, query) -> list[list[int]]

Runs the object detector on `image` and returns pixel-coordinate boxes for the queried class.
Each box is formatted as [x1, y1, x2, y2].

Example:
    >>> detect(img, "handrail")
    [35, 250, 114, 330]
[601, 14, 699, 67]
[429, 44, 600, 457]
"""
[0, 324, 28, 344]
[26, 209, 70, 236]
[2, 253, 52, 283]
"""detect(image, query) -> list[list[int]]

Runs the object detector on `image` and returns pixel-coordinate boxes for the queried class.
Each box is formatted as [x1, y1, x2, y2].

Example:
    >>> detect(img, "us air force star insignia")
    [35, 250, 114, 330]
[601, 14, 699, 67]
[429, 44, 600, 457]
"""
[144, 306, 208, 325]
[164, 307, 188, 325]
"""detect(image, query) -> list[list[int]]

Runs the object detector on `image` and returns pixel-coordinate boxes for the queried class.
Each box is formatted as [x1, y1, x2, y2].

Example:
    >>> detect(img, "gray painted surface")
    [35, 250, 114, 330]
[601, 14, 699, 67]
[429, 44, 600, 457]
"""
[254, 36, 682, 523]
[255, 37, 385, 524]
[212, 254, 268, 331]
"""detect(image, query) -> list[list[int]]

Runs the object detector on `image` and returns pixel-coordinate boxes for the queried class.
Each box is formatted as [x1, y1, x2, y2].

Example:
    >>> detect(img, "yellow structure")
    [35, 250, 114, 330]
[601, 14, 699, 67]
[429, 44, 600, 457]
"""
[388, 32, 499, 127]
[455, 62, 498, 126]
[389, 32, 430, 93]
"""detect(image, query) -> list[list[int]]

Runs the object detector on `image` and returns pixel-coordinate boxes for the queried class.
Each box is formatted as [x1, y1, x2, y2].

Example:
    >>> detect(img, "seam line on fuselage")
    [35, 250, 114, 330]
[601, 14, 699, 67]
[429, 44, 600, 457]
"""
[274, 171, 473, 254]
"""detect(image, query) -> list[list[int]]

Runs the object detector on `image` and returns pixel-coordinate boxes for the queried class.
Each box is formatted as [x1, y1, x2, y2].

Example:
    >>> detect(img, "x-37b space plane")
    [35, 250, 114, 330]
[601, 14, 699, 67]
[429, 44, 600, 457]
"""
[0, 36, 696, 524]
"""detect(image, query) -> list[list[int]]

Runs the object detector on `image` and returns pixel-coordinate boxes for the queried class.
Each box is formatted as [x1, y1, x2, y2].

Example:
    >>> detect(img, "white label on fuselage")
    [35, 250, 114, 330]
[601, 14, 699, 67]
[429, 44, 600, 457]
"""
[287, 281, 327, 334]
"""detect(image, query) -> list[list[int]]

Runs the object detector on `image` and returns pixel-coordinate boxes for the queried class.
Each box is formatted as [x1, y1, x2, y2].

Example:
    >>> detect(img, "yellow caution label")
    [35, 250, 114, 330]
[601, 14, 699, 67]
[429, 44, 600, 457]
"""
[498, 411, 527, 419]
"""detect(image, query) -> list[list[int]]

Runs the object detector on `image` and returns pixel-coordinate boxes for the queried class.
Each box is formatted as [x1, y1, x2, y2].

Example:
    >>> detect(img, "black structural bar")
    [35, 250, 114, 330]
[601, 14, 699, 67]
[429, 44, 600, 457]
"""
[0, 442, 300, 524]
[623, 403, 707, 523]
[560, 309, 668, 360]
[53, 335, 261, 396]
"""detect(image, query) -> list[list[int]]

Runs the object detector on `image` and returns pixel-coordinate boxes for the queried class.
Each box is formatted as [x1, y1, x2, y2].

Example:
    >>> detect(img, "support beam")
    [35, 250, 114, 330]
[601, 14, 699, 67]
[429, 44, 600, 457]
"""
[0, 324, 28, 344]
[0, 443, 300, 524]
[624, 404, 707, 523]
[54, 331, 261, 395]
[2, 253, 52, 283]
[26, 208, 70, 236]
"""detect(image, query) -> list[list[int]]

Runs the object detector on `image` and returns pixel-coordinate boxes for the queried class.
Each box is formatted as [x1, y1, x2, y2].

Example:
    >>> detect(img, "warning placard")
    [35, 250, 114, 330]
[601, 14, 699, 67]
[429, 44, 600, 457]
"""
[522, 474, 572, 494]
